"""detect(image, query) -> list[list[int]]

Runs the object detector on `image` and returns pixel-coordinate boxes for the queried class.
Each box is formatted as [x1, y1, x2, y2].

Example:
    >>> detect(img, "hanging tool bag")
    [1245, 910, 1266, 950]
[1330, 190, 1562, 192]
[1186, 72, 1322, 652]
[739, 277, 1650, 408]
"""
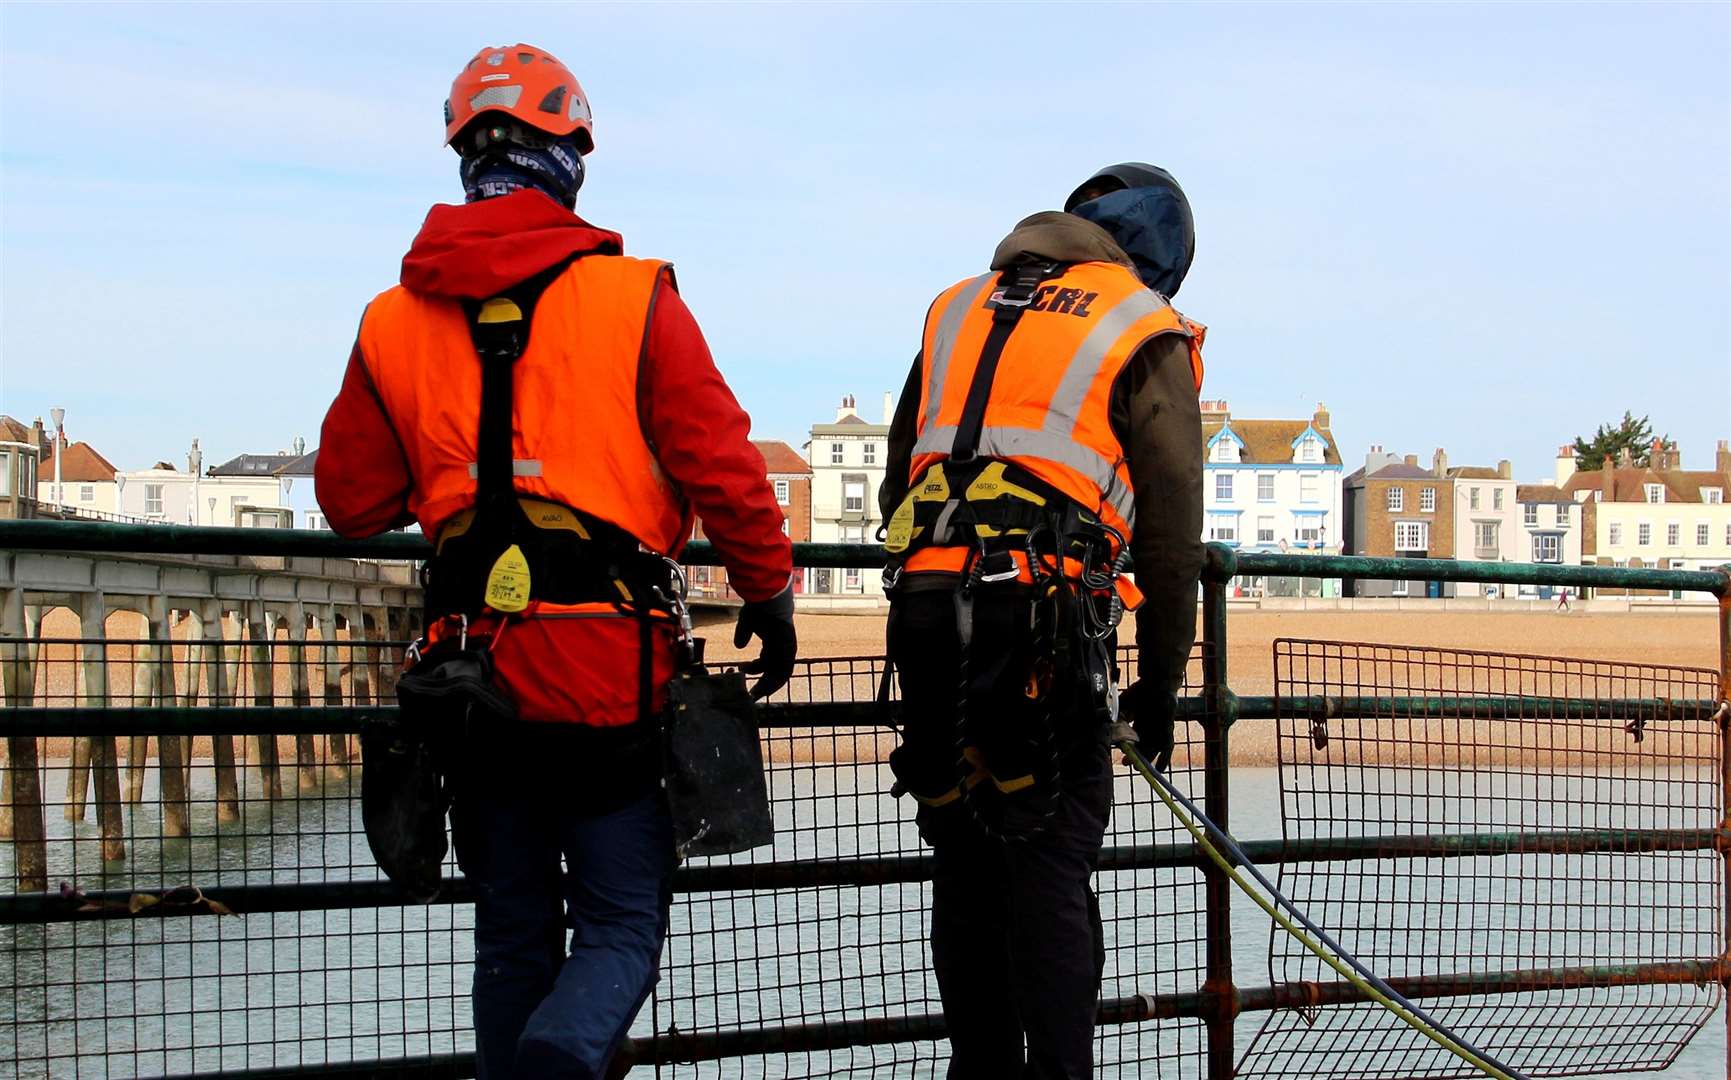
[661, 641, 774, 859]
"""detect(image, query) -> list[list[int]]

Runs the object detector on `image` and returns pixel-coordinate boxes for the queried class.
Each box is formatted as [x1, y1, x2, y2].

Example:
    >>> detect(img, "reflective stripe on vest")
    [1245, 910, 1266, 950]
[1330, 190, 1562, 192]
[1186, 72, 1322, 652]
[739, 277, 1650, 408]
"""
[911, 260, 1203, 538]
[357, 256, 691, 551]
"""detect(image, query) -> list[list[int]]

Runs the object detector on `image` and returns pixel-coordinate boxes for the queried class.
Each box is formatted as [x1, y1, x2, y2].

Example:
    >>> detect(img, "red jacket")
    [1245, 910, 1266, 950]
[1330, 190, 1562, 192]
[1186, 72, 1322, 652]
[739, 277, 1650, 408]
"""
[316, 191, 792, 724]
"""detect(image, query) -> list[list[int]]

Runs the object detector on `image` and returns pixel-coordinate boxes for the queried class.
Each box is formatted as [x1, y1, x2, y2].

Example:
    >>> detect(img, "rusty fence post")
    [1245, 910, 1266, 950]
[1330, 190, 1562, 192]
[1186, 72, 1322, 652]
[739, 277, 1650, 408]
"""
[2, 588, 46, 892]
[1201, 546, 1239, 1080]
[202, 601, 240, 822]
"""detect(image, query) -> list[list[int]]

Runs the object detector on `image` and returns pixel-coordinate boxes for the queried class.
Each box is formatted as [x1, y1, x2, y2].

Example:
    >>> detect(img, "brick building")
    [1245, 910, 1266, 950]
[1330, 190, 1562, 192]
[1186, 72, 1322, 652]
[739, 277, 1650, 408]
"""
[689, 439, 812, 600]
[1343, 447, 1458, 597]
[0, 416, 47, 520]
[1560, 438, 1731, 599]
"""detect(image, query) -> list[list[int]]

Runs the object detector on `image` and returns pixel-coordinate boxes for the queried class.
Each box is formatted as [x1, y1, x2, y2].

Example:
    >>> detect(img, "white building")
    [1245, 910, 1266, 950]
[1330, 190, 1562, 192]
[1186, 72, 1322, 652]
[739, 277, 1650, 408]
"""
[1514, 480, 1584, 597]
[1444, 452, 1521, 597]
[117, 441, 289, 526]
[1202, 401, 1345, 596]
[805, 394, 891, 600]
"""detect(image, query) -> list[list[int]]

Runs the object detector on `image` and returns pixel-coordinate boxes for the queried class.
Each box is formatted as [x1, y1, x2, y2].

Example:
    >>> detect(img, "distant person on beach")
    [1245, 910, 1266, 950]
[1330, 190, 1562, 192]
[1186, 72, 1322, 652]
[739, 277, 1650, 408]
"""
[314, 43, 795, 1079]
[878, 163, 1206, 1079]
[1557, 588, 1572, 612]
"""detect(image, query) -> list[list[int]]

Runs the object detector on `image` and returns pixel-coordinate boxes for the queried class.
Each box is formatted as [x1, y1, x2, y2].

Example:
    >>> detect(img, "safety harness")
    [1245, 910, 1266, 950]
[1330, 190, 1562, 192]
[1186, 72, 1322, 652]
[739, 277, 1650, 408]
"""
[416, 254, 689, 726]
[884, 263, 1135, 841]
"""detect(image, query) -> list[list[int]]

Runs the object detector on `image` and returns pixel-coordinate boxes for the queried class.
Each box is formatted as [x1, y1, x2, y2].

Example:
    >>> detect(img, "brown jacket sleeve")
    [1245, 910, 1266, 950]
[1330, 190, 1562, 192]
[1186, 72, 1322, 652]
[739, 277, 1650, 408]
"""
[879, 355, 924, 519]
[1109, 333, 1204, 696]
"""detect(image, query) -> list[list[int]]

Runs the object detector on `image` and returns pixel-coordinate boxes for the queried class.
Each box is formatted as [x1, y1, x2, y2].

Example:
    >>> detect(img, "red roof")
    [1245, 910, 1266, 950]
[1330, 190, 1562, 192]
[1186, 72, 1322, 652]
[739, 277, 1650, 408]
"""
[753, 440, 811, 475]
[38, 442, 118, 484]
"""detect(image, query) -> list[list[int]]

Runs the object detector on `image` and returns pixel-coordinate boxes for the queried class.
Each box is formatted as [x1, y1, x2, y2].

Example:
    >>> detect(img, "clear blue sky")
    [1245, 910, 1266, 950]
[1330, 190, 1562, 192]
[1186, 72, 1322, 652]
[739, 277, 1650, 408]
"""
[2, 2, 1726, 480]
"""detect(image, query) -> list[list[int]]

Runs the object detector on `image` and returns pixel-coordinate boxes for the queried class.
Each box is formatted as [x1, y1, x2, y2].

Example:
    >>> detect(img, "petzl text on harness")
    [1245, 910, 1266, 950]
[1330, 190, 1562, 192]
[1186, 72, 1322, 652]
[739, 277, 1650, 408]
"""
[662, 653, 774, 859]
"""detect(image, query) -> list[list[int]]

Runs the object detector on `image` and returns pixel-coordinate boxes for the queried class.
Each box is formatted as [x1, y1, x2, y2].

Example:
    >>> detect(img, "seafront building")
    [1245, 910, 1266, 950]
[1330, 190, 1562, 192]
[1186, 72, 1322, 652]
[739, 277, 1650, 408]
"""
[1560, 439, 1731, 597]
[1201, 401, 1344, 596]
[805, 394, 891, 602]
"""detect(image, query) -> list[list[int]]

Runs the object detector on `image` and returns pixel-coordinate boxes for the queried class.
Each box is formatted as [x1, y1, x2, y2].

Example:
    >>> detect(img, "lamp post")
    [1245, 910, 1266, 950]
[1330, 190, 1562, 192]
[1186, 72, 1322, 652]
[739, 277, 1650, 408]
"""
[49, 407, 65, 507]
[189, 439, 203, 525]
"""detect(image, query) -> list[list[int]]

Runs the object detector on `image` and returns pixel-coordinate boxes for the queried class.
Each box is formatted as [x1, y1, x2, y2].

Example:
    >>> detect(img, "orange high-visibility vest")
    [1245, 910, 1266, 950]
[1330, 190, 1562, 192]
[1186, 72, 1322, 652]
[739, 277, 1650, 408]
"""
[357, 256, 692, 553]
[905, 260, 1204, 574]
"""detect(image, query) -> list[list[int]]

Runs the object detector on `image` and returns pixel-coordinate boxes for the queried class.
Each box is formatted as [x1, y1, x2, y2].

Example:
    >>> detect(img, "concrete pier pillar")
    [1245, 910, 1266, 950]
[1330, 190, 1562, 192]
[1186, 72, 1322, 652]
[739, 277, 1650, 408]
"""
[323, 606, 350, 778]
[76, 596, 124, 861]
[246, 606, 282, 799]
[2, 588, 47, 892]
[146, 597, 189, 837]
[288, 604, 318, 792]
[201, 601, 240, 822]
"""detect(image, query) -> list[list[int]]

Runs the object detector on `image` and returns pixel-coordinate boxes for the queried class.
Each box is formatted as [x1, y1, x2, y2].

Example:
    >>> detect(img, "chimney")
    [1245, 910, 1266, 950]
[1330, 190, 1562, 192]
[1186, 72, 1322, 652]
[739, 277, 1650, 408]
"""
[1431, 448, 1448, 478]
[1555, 445, 1577, 487]
[29, 418, 47, 457]
[1403, 454, 1419, 467]
[836, 395, 858, 422]
[1602, 451, 1615, 501]
[1618, 445, 1633, 467]
[293, 435, 307, 457]
[882, 392, 894, 426]
[1496, 459, 1512, 480]
[1717, 439, 1730, 476]
[1200, 399, 1230, 419]
[1313, 402, 1330, 429]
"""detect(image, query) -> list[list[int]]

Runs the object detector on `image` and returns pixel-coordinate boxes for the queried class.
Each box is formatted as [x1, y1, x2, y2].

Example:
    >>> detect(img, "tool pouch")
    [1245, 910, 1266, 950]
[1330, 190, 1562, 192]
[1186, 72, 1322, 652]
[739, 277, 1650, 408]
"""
[362, 636, 517, 901]
[662, 656, 773, 859]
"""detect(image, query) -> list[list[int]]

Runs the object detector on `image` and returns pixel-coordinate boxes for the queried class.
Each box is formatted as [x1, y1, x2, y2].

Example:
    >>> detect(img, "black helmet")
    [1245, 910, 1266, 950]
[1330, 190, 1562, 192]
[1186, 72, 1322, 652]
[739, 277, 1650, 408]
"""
[1065, 162, 1195, 298]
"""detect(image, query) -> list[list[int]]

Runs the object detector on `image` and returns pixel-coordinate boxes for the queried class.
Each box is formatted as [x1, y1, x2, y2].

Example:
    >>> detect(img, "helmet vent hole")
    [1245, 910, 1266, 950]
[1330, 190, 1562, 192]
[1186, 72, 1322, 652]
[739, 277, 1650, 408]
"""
[538, 85, 567, 114]
[518, 51, 535, 64]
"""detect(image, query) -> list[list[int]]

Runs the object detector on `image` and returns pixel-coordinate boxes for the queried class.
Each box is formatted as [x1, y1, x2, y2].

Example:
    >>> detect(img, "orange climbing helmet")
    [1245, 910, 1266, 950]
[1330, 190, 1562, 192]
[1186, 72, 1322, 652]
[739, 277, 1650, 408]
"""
[444, 43, 594, 153]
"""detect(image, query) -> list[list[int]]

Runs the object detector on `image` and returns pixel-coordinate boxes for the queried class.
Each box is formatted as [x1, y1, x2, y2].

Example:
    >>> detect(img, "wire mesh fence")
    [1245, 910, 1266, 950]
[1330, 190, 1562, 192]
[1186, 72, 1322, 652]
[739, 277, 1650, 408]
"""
[0, 637, 1211, 1079]
[1237, 639, 1725, 1079]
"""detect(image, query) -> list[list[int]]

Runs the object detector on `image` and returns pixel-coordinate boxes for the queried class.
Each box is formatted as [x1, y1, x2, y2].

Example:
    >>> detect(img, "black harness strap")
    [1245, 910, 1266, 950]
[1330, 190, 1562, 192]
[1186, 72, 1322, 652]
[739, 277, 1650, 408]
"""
[949, 262, 1059, 464]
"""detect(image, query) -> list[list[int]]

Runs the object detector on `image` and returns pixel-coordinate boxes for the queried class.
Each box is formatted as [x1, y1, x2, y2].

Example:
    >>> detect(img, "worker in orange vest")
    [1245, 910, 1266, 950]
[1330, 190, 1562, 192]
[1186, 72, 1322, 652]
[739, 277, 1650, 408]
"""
[879, 163, 1206, 1079]
[315, 43, 796, 1079]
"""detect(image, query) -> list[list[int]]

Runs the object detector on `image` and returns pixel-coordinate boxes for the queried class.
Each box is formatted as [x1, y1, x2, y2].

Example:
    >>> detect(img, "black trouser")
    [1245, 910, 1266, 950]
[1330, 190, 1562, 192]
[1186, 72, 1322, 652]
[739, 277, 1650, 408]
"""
[888, 587, 1113, 1080]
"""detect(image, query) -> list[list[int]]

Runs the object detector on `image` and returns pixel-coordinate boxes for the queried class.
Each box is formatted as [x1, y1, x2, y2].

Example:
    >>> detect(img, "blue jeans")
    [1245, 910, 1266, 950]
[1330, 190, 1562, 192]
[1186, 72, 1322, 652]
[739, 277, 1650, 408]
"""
[452, 767, 675, 1080]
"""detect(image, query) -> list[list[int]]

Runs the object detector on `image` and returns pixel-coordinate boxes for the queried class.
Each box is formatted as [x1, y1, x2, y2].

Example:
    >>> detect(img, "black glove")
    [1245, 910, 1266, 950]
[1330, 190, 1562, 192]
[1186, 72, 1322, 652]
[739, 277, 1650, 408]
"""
[1120, 678, 1177, 772]
[733, 584, 797, 700]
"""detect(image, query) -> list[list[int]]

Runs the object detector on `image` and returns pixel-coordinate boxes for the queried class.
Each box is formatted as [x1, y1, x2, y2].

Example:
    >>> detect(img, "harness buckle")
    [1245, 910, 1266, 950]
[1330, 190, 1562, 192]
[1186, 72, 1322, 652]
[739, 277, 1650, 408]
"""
[977, 549, 1020, 584]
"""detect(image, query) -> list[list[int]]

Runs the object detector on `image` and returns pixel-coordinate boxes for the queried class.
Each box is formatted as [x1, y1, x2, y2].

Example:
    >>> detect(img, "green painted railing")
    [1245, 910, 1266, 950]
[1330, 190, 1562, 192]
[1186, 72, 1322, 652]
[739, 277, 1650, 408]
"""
[1, 518, 1727, 1080]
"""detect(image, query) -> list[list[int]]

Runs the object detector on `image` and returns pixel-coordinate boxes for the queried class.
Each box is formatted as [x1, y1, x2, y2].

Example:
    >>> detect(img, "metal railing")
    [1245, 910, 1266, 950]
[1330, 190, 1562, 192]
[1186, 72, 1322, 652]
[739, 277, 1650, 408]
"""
[1, 520, 1727, 1079]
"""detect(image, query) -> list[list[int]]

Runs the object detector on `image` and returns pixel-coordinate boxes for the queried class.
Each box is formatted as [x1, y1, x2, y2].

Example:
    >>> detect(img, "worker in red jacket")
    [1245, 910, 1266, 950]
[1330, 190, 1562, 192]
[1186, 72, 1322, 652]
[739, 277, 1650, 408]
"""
[315, 43, 795, 1079]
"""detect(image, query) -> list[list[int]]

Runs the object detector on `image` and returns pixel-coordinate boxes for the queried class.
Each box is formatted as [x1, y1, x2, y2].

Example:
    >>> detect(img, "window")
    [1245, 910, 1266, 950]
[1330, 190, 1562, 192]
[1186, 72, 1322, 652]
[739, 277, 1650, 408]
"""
[1645, 484, 1664, 504]
[1468, 487, 1480, 511]
[79, 485, 95, 502]
[1494, 489, 1504, 510]
[1300, 473, 1318, 503]
[1608, 522, 1622, 546]
[1297, 520, 1322, 546]
[1257, 517, 1275, 544]
[1704, 488, 1724, 504]
[145, 484, 164, 515]
[1666, 523, 1680, 546]
[1523, 504, 1538, 526]
[841, 525, 866, 542]
[773, 479, 790, 504]
[781, 518, 790, 536]
[1557, 503, 1570, 526]
[1215, 473, 1234, 502]
[830, 442, 844, 465]
[1391, 579, 1409, 597]
[1386, 488, 1403, 512]
[1473, 521, 1498, 555]
[844, 568, 862, 591]
[1420, 487, 1435, 512]
[864, 442, 877, 466]
[1212, 437, 1239, 464]
[843, 481, 865, 513]
[1394, 521, 1428, 552]
[1207, 515, 1238, 543]
[1258, 474, 1275, 502]
[1697, 523, 1710, 546]
[1532, 534, 1561, 562]
[1725, 523, 1731, 546]
[1637, 523, 1651, 546]
[0, 452, 10, 497]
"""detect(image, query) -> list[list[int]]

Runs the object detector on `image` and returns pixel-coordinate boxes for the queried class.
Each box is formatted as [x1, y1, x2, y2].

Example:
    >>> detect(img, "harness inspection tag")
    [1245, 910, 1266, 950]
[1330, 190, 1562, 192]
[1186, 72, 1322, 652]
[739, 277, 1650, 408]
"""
[484, 544, 532, 613]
